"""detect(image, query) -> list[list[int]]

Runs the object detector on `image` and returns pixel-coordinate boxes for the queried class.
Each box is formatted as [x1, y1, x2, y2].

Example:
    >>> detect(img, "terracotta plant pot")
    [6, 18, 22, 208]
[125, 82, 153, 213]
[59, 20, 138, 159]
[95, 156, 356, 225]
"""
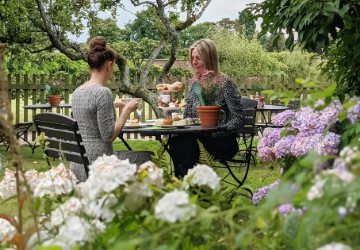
[48, 95, 61, 107]
[197, 105, 221, 128]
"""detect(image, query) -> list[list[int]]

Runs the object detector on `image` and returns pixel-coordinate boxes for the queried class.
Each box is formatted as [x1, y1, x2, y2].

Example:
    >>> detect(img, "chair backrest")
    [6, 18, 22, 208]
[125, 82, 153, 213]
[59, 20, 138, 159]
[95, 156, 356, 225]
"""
[239, 98, 257, 134]
[271, 99, 285, 106]
[287, 100, 300, 109]
[33, 113, 89, 176]
[240, 98, 258, 110]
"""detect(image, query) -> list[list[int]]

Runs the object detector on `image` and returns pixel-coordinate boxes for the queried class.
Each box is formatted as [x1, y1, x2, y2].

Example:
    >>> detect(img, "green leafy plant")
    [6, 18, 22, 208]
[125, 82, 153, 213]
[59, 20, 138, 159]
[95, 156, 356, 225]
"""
[45, 80, 63, 96]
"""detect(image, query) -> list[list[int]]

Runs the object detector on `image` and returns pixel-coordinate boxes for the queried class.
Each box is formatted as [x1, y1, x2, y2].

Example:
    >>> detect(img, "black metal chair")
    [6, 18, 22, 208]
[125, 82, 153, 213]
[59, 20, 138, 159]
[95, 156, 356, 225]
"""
[0, 122, 35, 153]
[34, 113, 154, 180]
[34, 113, 91, 177]
[215, 99, 258, 197]
[287, 100, 300, 109]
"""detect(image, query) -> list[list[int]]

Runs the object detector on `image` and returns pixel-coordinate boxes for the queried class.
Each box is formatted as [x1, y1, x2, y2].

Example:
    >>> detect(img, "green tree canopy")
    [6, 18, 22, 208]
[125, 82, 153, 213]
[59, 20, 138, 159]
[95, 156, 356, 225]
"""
[249, 0, 360, 97]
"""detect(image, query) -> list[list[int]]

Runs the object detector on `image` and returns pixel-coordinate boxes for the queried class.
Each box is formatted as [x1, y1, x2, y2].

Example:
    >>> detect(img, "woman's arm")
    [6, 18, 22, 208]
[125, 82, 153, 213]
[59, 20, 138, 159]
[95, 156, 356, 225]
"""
[96, 88, 138, 142]
[111, 99, 138, 141]
[222, 79, 244, 131]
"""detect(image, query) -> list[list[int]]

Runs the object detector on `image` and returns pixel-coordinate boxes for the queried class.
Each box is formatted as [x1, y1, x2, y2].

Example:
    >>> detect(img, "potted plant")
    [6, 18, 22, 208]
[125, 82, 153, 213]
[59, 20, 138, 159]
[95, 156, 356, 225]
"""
[191, 69, 223, 128]
[45, 80, 63, 107]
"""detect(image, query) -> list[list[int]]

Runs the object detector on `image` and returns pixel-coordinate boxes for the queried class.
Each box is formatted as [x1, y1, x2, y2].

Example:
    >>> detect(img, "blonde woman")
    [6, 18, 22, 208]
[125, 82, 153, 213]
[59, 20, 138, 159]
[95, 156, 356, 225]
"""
[169, 39, 244, 177]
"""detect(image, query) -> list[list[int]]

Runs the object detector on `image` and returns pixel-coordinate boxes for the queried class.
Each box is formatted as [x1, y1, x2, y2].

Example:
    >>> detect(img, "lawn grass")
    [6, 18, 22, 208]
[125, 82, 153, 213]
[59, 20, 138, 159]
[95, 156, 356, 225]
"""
[0, 139, 280, 215]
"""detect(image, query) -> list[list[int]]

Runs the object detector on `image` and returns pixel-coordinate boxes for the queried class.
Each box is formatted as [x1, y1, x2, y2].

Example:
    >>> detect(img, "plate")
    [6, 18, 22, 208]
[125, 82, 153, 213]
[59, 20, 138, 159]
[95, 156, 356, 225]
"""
[158, 106, 182, 111]
[124, 123, 150, 129]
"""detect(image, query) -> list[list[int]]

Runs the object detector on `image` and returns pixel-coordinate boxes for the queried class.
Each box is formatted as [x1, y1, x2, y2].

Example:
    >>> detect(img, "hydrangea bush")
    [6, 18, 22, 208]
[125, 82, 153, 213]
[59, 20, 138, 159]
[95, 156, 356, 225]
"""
[240, 93, 360, 249]
[0, 156, 234, 249]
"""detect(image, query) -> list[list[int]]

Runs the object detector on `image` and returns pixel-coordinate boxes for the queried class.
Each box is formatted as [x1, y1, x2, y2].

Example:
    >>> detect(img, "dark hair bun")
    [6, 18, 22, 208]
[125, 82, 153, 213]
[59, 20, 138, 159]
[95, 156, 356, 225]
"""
[89, 36, 106, 52]
[87, 36, 116, 69]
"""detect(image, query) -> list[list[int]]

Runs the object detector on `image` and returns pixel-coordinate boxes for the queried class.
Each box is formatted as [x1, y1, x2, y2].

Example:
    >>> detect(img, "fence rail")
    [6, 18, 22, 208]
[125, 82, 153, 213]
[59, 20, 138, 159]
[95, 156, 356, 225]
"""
[6, 73, 327, 144]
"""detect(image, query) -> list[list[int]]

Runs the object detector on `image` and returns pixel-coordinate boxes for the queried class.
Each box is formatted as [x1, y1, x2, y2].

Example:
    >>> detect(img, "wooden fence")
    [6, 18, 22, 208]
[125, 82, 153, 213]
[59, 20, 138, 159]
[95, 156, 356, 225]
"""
[6, 73, 327, 143]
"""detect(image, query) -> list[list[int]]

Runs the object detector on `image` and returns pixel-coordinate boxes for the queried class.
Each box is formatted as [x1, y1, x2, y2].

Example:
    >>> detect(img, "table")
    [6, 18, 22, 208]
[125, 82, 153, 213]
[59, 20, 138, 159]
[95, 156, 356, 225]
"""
[23, 103, 72, 113]
[256, 104, 289, 125]
[119, 124, 224, 154]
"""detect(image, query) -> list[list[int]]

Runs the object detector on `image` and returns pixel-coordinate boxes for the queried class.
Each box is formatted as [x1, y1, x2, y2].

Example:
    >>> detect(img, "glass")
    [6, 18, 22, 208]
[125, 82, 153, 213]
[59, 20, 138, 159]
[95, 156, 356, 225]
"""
[136, 98, 143, 121]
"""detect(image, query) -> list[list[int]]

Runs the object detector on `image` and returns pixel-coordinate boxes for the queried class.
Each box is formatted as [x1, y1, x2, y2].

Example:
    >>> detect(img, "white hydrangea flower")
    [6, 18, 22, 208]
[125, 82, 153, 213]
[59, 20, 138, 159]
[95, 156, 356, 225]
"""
[77, 155, 137, 201]
[184, 164, 220, 190]
[0, 168, 17, 199]
[55, 216, 94, 247]
[33, 163, 77, 198]
[340, 146, 358, 164]
[82, 193, 119, 222]
[124, 182, 151, 211]
[307, 176, 326, 201]
[138, 161, 164, 187]
[24, 169, 40, 190]
[50, 197, 83, 226]
[324, 169, 355, 183]
[91, 219, 106, 232]
[155, 190, 196, 223]
[0, 218, 16, 243]
[316, 242, 352, 250]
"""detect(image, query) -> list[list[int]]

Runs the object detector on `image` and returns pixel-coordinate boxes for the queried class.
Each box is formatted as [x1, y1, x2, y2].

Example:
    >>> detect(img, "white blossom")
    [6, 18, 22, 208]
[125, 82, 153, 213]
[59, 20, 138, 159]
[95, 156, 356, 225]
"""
[33, 163, 77, 198]
[124, 182, 151, 211]
[184, 164, 220, 190]
[316, 242, 352, 250]
[0, 168, 17, 199]
[138, 161, 164, 187]
[77, 155, 137, 201]
[24, 169, 40, 190]
[324, 169, 355, 183]
[155, 190, 196, 223]
[55, 216, 94, 247]
[307, 177, 326, 201]
[0, 218, 16, 243]
[50, 197, 83, 226]
[82, 194, 119, 222]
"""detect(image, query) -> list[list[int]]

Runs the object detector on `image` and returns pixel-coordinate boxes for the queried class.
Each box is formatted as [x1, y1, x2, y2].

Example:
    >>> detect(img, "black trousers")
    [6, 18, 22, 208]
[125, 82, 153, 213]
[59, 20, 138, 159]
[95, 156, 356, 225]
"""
[168, 134, 238, 177]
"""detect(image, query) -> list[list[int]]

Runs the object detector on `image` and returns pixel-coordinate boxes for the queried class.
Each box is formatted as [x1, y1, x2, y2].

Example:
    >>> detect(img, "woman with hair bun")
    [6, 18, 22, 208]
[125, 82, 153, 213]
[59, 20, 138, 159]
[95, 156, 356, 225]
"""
[70, 36, 142, 181]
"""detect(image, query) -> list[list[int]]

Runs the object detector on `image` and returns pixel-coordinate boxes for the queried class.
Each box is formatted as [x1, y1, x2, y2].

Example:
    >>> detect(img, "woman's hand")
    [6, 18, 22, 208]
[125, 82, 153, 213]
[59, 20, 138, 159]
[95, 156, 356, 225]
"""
[114, 99, 127, 109]
[124, 99, 139, 113]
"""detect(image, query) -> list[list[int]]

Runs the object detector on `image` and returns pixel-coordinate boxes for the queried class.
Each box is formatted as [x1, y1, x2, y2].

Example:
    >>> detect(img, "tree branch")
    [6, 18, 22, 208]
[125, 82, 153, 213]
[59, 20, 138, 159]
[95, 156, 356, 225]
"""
[34, 0, 86, 61]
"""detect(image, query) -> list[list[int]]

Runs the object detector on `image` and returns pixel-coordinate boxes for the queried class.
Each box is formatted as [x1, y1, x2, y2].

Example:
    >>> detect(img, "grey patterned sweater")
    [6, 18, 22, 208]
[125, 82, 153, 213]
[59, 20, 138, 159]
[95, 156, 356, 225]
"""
[70, 84, 116, 181]
[184, 74, 244, 133]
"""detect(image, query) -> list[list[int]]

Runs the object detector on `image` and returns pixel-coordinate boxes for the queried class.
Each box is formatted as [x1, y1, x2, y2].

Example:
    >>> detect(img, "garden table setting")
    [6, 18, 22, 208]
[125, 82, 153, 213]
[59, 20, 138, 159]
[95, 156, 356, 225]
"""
[119, 119, 226, 158]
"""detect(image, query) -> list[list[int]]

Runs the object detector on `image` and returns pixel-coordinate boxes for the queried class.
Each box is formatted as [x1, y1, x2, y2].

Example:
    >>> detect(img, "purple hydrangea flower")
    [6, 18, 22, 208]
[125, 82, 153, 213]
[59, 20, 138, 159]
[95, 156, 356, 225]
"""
[257, 146, 275, 162]
[290, 133, 323, 157]
[319, 106, 339, 126]
[278, 204, 295, 216]
[347, 100, 360, 124]
[252, 179, 280, 205]
[272, 110, 296, 126]
[273, 135, 296, 158]
[315, 132, 341, 156]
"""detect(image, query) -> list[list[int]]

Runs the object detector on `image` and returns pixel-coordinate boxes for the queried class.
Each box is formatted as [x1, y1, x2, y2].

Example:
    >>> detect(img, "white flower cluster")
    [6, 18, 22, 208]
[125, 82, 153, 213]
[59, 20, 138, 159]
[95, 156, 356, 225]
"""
[0, 218, 16, 243]
[0, 168, 17, 199]
[155, 190, 196, 223]
[77, 155, 137, 201]
[184, 164, 220, 190]
[316, 242, 352, 250]
[125, 161, 164, 211]
[0, 155, 222, 248]
[33, 163, 77, 197]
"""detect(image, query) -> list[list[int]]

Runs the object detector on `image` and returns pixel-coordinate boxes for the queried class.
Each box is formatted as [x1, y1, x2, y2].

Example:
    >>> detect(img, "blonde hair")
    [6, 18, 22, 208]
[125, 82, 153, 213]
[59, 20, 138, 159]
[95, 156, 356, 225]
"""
[189, 39, 219, 74]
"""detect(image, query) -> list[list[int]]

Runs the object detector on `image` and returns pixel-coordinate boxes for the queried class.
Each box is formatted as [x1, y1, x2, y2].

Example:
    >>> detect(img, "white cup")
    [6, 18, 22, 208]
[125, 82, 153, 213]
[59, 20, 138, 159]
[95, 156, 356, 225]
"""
[160, 94, 170, 103]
